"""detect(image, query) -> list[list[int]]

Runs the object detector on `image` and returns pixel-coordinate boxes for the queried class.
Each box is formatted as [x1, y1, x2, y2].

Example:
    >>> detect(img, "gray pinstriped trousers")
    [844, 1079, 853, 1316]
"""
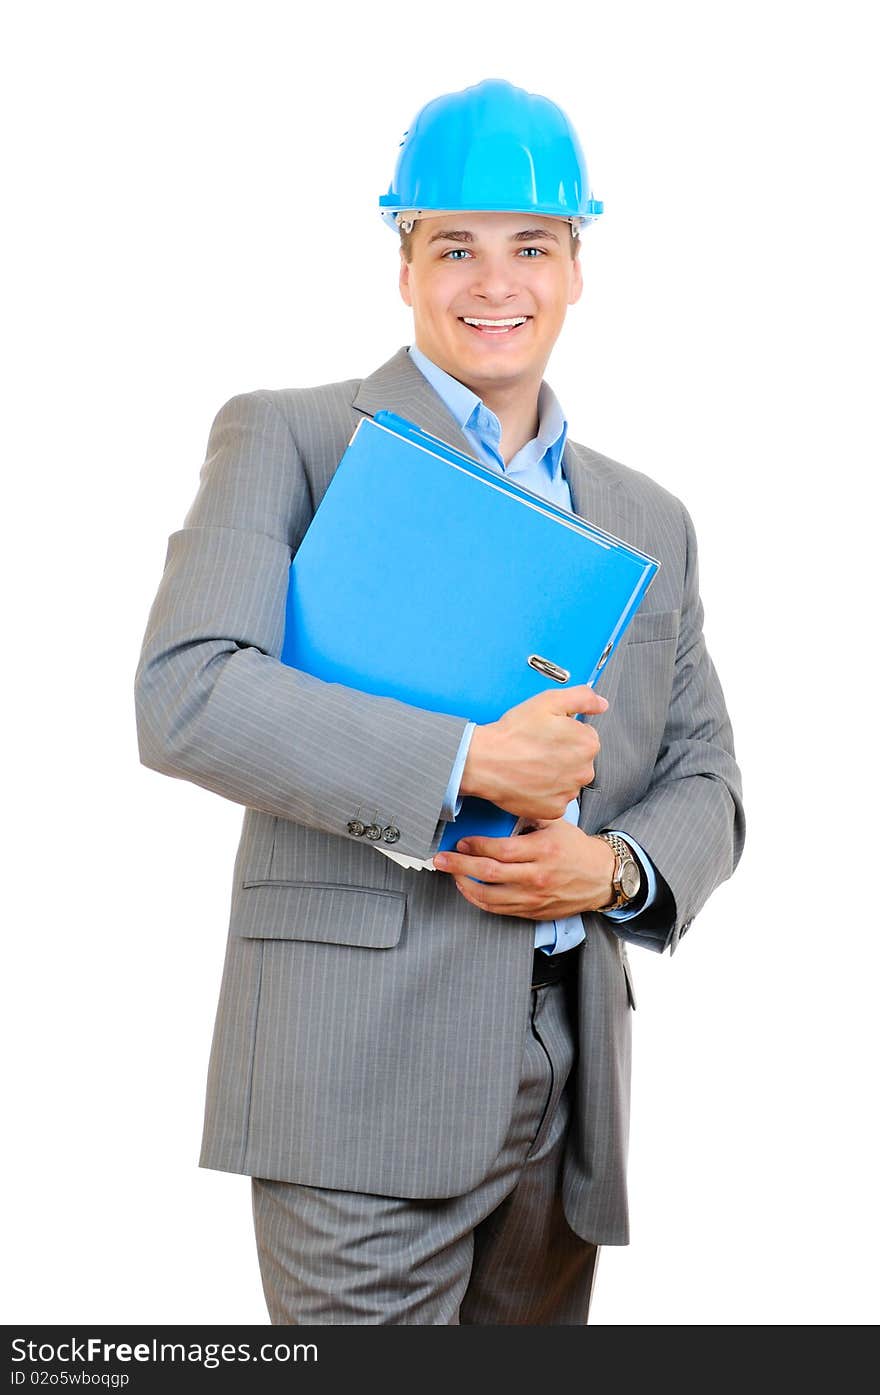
[251, 974, 599, 1325]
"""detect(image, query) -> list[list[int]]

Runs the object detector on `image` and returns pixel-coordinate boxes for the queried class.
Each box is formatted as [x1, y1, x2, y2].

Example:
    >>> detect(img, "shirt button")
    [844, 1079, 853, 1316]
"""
[382, 825, 400, 844]
[364, 823, 383, 841]
[347, 819, 366, 837]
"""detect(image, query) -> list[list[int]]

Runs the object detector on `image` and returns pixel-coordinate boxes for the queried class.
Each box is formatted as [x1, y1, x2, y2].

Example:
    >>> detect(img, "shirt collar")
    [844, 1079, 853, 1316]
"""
[408, 343, 483, 432]
[531, 382, 568, 480]
[407, 343, 568, 481]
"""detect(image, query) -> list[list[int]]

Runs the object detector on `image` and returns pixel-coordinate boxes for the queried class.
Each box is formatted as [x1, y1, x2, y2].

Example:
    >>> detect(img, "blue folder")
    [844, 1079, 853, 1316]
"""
[280, 411, 660, 852]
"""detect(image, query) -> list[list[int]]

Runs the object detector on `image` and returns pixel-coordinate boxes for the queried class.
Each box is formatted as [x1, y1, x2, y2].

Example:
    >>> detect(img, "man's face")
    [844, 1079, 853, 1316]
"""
[398, 211, 583, 396]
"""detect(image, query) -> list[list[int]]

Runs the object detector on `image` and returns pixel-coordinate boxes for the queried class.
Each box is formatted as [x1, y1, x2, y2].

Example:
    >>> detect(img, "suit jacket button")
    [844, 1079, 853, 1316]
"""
[382, 825, 400, 844]
[364, 823, 383, 841]
[347, 819, 366, 836]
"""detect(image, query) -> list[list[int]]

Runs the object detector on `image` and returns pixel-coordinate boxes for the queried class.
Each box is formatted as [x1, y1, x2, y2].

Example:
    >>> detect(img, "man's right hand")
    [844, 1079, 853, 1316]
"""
[459, 684, 608, 821]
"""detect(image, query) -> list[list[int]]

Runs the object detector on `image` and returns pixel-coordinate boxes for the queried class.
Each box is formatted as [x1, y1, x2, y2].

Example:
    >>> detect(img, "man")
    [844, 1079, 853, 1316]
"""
[134, 79, 744, 1325]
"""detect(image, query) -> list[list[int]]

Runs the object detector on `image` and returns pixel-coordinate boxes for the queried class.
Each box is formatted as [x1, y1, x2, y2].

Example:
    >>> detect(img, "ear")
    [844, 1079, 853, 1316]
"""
[399, 250, 413, 308]
[568, 252, 584, 307]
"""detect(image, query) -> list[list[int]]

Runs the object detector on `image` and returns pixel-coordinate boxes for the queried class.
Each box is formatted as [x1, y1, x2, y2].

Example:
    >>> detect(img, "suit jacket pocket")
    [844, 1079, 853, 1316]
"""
[236, 880, 406, 949]
[625, 608, 680, 645]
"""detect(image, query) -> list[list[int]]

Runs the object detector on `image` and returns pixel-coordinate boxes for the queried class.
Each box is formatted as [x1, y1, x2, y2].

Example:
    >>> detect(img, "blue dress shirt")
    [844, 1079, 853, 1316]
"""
[407, 344, 658, 951]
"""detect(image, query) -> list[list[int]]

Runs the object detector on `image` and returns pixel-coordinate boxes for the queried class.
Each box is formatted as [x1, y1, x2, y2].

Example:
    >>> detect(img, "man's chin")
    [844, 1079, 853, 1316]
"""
[453, 355, 532, 393]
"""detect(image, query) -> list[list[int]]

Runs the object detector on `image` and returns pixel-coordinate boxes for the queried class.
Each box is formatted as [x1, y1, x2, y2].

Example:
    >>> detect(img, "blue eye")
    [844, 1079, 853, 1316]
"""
[441, 245, 545, 261]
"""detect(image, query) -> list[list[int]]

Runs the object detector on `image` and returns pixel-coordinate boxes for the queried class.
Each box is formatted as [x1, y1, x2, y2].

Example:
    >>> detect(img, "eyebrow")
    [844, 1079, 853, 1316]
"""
[426, 227, 561, 246]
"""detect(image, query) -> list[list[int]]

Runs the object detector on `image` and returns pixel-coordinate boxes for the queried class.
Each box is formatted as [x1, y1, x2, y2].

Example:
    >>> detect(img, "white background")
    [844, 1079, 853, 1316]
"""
[4, 0, 877, 1326]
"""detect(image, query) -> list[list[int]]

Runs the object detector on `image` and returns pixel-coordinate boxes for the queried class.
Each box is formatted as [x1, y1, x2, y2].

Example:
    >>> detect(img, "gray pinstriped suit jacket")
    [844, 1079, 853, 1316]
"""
[134, 346, 744, 1245]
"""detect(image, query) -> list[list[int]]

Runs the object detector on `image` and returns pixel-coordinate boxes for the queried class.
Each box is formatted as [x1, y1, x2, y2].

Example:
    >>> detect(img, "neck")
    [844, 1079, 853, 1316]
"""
[475, 375, 542, 464]
[411, 342, 548, 464]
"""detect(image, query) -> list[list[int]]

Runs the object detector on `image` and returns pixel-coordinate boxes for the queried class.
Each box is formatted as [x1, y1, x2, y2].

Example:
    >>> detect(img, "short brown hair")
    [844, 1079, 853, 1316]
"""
[398, 221, 581, 263]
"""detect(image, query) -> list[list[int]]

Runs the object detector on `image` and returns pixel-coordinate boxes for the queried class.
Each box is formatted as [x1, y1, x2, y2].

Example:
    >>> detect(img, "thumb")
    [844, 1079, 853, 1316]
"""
[538, 683, 609, 717]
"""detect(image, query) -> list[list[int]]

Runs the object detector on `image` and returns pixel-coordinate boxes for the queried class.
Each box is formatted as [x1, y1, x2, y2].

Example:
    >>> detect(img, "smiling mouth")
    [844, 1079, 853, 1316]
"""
[459, 316, 531, 335]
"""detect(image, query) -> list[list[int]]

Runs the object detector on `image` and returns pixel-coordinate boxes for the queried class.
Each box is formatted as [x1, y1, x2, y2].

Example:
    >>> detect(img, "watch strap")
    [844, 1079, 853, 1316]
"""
[597, 831, 640, 911]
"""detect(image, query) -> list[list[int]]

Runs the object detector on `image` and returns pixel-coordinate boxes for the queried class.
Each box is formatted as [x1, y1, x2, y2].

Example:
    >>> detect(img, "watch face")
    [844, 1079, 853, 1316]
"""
[621, 860, 641, 900]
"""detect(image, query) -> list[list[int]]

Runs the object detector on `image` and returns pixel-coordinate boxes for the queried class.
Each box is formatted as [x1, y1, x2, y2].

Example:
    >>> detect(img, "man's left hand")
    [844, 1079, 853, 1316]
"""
[433, 820, 617, 921]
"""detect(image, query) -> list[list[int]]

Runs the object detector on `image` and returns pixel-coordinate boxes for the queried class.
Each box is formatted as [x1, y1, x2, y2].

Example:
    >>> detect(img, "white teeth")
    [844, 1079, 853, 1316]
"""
[462, 317, 527, 327]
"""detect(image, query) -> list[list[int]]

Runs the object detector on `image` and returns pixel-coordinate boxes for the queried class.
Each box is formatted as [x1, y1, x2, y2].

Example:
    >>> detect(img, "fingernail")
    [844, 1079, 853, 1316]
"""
[433, 854, 449, 869]
[457, 840, 471, 853]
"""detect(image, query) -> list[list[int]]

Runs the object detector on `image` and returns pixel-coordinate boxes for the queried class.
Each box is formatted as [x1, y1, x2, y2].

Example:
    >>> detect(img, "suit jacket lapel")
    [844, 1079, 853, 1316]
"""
[352, 346, 482, 461]
[563, 441, 628, 539]
[563, 441, 650, 830]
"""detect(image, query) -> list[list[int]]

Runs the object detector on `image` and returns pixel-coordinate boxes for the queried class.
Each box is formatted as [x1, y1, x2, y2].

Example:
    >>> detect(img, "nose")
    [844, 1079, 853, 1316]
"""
[467, 253, 521, 304]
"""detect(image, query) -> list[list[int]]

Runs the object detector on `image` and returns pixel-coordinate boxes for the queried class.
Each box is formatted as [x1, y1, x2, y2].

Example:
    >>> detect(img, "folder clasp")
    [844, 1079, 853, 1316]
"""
[527, 654, 571, 684]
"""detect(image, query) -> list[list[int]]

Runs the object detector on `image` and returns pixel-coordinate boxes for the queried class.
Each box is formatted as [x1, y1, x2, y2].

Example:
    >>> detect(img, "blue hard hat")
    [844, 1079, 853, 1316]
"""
[379, 78, 603, 231]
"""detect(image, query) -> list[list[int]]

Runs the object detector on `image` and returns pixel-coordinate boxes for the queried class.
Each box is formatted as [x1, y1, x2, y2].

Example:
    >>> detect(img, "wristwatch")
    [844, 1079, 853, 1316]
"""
[596, 832, 642, 911]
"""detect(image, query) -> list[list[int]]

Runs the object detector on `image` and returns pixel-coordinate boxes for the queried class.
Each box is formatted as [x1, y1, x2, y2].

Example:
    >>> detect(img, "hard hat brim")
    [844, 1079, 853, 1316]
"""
[383, 206, 601, 233]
